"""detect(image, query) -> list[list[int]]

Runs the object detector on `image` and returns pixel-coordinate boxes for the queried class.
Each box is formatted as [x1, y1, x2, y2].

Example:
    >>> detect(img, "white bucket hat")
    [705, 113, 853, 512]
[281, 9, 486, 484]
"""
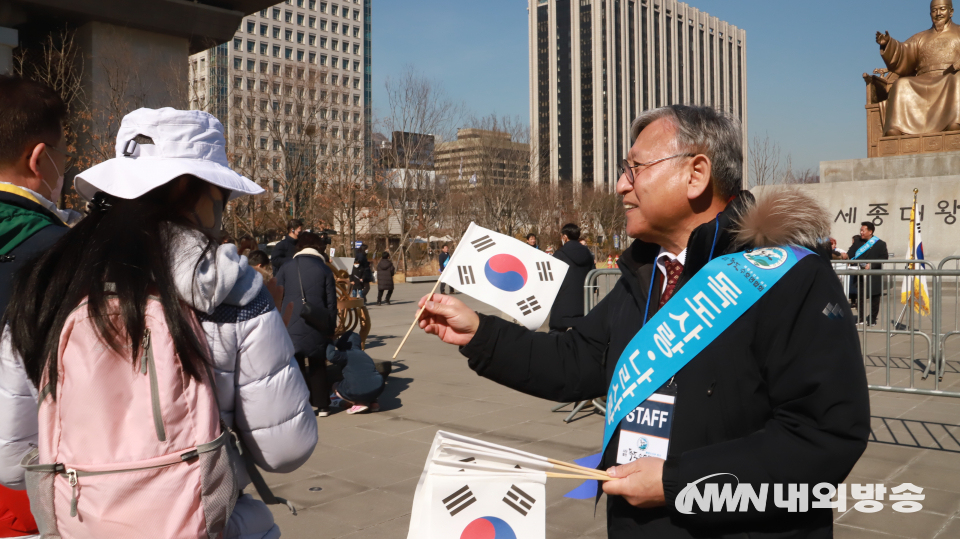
[74, 107, 264, 202]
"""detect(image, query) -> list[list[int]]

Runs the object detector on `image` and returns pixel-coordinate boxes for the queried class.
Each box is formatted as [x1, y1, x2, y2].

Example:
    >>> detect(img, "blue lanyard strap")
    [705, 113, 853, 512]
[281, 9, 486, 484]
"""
[602, 245, 813, 453]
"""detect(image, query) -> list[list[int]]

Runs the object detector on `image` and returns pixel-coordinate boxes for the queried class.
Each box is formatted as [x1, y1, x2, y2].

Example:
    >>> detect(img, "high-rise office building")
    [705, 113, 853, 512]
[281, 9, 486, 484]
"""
[529, 0, 747, 191]
[189, 0, 372, 194]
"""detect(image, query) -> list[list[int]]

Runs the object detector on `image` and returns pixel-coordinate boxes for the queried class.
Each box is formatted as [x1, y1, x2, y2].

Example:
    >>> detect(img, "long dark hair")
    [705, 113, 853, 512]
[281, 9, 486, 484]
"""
[1, 177, 217, 396]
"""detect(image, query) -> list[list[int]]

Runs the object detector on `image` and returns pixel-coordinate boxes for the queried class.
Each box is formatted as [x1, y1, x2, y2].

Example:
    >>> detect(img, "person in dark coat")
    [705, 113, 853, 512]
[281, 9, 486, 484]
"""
[326, 331, 384, 414]
[0, 74, 76, 539]
[276, 231, 338, 415]
[844, 221, 888, 325]
[550, 223, 596, 331]
[438, 244, 455, 295]
[413, 105, 869, 539]
[270, 218, 302, 273]
[376, 251, 396, 305]
[350, 243, 372, 303]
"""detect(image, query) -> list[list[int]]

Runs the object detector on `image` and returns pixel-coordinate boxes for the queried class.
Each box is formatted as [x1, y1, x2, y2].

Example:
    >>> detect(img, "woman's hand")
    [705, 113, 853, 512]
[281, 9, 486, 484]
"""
[417, 293, 480, 347]
[602, 458, 667, 508]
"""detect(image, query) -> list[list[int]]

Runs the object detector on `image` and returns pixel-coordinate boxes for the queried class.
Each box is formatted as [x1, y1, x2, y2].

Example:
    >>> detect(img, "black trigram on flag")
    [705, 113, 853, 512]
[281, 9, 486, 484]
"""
[503, 484, 537, 516]
[516, 296, 541, 316]
[442, 485, 477, 516]
[536, 261, 554, 281]
[471, 235, 496, 252]
[457, 266, 476, 285]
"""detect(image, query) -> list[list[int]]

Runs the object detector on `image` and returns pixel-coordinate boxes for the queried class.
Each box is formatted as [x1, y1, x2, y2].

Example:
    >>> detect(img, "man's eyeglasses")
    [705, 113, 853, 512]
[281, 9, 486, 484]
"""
[618, 153, 696, 186]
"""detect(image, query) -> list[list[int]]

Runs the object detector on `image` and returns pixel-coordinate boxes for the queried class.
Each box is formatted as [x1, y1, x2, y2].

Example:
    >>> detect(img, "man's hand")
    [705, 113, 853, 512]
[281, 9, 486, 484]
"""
[840, 252, 849, 260]
[602, 458, 666, 508]
[417, 293, 480, 347]
[876, 31, 891, 47]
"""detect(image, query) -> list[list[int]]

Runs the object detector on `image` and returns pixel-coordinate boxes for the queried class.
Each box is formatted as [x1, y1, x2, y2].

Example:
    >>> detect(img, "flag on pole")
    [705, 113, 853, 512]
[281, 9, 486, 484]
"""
[901, 193, 932, 316]
[408, 432, 549, 539]
[441, 223, 569, 330]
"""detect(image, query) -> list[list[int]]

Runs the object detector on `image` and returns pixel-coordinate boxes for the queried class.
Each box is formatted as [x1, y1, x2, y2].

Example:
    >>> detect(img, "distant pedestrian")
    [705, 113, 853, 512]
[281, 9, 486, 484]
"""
[351, 243, 372, 303]
[270, 218, 303, 273]
[526, 233, 539, 249]
[438, 244, 455, 295]
[276, 231, 339, 416]
[550, 223, 596, 331]
[247, 249, 272, 281]
[377, 252, 396, 305]
[238, 234, 257, 257]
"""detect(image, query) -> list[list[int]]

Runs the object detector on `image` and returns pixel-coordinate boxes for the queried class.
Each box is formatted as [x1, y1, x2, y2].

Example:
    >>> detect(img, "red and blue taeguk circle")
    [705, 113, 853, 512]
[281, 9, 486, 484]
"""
[484, 254, 528, 292]
[460, 516, 517, 539]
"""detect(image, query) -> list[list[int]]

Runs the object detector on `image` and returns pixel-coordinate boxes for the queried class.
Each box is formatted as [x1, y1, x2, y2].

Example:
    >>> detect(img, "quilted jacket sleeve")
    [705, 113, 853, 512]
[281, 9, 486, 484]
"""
[0, 329, 38, 490]
[230, 289, 318, 473]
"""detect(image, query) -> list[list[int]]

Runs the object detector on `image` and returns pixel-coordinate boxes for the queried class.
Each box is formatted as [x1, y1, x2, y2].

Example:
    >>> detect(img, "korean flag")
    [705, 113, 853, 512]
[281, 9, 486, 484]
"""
[441, 223, 569, 330]
[426, 474, 546, 539]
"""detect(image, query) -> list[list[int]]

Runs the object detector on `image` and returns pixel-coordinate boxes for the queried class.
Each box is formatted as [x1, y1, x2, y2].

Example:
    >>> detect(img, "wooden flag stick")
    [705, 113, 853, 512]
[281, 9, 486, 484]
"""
[546, 472, 614, 481]
[393, 278, 443, 359]
[548, 458, 609, 477]
[550, 463, 611, 480]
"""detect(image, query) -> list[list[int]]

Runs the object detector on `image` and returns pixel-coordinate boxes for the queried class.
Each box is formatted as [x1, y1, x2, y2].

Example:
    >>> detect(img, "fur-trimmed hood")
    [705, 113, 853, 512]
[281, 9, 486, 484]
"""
[733, 187, 830, 250]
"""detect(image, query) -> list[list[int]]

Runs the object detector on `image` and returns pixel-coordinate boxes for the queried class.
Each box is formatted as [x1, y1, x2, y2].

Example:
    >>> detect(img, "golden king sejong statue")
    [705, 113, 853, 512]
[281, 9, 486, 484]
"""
[876, 0, 960, 136]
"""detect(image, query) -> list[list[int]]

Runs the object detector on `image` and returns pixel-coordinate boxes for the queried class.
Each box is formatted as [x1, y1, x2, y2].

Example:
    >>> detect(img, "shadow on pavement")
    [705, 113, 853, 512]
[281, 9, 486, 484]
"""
[870, 416, 960, 452]
[364, 334, 395, 349]
[377, 375, 412, 411]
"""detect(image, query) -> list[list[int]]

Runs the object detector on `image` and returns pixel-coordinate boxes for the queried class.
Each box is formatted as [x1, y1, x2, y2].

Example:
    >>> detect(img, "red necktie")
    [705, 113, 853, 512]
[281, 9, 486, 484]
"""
[659, 259, 684, 307]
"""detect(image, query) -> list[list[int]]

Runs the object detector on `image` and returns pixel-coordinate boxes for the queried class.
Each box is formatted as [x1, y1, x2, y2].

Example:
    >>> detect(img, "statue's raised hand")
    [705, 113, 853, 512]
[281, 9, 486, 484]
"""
[876, 31, 891, 47]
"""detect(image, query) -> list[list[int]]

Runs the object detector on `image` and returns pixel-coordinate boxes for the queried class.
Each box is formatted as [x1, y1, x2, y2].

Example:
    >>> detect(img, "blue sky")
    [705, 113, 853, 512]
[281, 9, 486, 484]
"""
[372, 0, 940, 173]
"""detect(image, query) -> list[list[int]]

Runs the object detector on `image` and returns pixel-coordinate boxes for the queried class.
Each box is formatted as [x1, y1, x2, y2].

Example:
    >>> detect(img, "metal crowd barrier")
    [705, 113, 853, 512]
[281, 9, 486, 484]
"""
[579, 259, 960, 402]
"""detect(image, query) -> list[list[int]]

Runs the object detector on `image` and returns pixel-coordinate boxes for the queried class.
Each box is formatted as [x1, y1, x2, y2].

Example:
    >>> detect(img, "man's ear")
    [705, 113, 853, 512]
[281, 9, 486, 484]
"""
[18, 143, 48, 192]
[686, 154, 713, 201]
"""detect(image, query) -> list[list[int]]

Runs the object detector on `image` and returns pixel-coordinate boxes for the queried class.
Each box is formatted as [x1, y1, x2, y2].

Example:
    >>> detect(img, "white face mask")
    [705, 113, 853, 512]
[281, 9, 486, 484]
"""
[43, 149, 65, 202]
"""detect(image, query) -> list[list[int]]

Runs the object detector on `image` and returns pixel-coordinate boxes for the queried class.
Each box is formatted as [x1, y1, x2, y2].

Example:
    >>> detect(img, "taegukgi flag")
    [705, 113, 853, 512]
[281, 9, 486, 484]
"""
[901, 196, 931, 316]
[441, 223, 569, 330]
[408, 431, 547, 539]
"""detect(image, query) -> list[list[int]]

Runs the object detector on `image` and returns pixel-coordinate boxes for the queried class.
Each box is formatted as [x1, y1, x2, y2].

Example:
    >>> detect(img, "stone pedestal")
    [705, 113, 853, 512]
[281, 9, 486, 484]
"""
[755, 152, 960, 260]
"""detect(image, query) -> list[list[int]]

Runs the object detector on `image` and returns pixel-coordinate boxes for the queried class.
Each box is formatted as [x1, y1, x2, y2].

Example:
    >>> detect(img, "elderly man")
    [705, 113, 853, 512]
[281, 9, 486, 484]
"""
[415, 105, 870, 537]
[877, 0, 960, 135]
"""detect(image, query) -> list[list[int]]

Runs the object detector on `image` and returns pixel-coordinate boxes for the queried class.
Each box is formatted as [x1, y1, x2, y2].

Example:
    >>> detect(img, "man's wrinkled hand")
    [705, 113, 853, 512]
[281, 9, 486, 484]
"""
[602, 458, 666, 508]
[417, 293, 480, 347]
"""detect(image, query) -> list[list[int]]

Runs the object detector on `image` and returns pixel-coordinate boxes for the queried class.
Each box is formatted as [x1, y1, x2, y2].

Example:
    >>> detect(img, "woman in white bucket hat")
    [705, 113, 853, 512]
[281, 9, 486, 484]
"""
[0, 108, 318, 538]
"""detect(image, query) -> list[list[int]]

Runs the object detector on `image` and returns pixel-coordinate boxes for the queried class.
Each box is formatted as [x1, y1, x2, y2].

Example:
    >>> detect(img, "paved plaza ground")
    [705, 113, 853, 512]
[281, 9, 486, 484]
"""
[260, 282, 960, 539]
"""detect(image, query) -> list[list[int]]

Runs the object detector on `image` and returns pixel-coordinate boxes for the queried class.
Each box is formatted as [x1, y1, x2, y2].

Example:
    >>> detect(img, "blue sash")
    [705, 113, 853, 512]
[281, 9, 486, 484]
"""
[602, 246, 813, 453]
[852, 236, 879, 260]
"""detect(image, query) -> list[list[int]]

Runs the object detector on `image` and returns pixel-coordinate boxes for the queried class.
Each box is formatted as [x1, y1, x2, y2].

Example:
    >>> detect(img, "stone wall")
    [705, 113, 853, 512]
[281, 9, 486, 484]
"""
[754, 153, 960, 262]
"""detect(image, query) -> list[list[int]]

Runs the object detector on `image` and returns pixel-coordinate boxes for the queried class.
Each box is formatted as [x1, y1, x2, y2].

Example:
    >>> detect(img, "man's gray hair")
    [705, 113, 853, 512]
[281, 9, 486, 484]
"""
[629, 105, 743, 198]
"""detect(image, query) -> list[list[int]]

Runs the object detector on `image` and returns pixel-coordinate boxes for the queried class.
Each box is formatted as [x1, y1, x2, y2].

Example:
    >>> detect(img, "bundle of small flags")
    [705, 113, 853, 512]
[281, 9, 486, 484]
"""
[407, 431, 610, 538]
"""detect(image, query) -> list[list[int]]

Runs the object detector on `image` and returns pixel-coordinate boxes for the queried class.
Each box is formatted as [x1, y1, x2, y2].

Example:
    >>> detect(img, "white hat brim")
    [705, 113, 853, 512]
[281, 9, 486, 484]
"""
[74, 156, 265, 202]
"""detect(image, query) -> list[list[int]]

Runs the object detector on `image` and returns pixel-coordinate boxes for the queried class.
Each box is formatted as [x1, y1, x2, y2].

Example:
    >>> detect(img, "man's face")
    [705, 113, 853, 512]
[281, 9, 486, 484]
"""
[442, 246, 449, 253]
[932, 2, 953, 29]
[291, 226, 302, 239]
[527, 236, 537, 246]
[860, 225, 873, 240]
[616, 118, 692, 241]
